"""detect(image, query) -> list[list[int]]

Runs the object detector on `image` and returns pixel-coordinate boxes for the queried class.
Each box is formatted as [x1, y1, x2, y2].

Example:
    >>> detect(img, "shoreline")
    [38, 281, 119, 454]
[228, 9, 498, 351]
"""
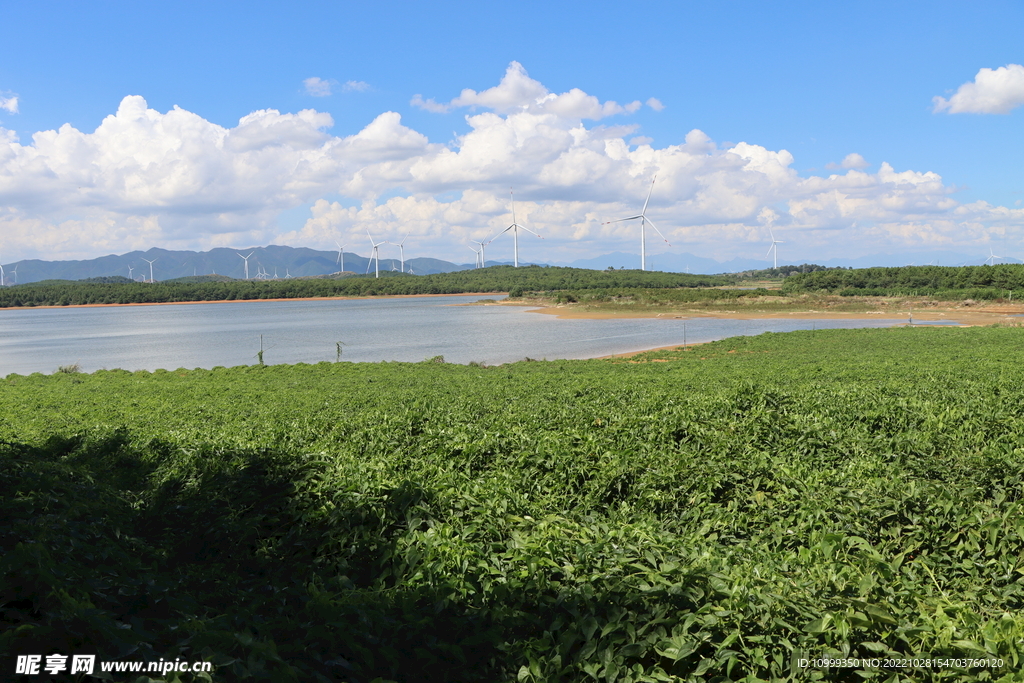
[5, 293, 1021, 328]
[0, 291, 508, 311]
[522, 304, 1024, 327]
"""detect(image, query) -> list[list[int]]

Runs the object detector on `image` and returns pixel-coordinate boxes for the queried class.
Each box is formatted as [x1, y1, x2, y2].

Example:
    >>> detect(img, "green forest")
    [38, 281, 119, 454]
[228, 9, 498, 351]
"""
[783, 264, 1024, 299]
[3, 327, 1023, 681]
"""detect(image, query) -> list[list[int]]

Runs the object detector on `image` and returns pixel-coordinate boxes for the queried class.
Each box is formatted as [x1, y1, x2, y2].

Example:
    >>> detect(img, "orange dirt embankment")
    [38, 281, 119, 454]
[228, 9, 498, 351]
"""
[518, 303, 1024, 327]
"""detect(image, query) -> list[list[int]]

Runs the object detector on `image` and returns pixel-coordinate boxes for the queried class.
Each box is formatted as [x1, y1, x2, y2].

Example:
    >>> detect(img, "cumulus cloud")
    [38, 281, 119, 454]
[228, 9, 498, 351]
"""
[1, 64, 1023, 262]
[342, 80, 371, 92]
[646, 97, 665, 112]
[0, 92, 18, 114]
[933, 64, 1024, 114]
[303, 77, 334, 97]
[411, 61, 646, 121]
[826, 153, 869, 170]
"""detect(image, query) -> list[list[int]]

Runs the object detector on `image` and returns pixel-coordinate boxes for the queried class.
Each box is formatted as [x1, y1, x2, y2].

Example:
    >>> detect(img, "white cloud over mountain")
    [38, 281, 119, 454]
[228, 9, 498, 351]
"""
[933, 64, 1024, 114]
[1, 63, 1022, 262]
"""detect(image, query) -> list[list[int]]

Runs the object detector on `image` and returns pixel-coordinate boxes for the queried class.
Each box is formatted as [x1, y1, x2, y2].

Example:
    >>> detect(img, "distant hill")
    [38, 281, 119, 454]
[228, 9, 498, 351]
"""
[3, 246, 477, 284]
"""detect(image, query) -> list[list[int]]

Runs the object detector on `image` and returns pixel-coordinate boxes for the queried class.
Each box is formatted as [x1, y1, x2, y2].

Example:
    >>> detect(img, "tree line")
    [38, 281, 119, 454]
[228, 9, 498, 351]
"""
[0, 266, 732, 307]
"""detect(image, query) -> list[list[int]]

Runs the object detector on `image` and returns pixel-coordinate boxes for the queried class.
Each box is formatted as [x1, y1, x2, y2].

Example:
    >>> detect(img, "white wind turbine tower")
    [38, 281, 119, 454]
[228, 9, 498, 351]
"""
[602, 176, 670, 271]
[335, 241, 346, 273]
[128, 264, 134, 281]
[238, 251, 254, 279]
[469, 244, 482, 268]
[472, 239, 488, 268]
[767, 226, 783, 269]
[10, 265, 17, 285]
[0, 251, 5, 286]
[491, 188, 541, 267]
[366, 231, 386, 278]
[986, 247, 1003, 266]
[142, 257, 157, 283]
[394, 234, 409, 273]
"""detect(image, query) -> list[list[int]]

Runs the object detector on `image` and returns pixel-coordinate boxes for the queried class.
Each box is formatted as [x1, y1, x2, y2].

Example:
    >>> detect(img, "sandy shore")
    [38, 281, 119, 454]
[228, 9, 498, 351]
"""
[522, 303, 1024, 327]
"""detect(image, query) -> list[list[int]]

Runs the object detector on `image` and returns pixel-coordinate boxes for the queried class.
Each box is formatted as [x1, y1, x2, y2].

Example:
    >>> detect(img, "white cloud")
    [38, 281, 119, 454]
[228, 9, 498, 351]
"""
[411, 61, 646, 121]
[304, 77, 333, 97]
[342, 80, 371, 92]
[1, 65, 1023, 263]
[826, 153, 869, 170]
[646, 97, 665, 112]
[0, 92, 18, 114]
[933, 64, 1024, 114]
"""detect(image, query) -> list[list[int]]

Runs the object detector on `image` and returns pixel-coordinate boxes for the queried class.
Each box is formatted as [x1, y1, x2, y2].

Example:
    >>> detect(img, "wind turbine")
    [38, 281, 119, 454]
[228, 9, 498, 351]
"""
[394, 234, 409, 273]
[0, 252, 5, 286]
[602, 176, 670, 271]
[472, 239, 488, 268]
[334, 241, 346, 273]
[366, 231, 386, 278]
[142, 257, 157, 283]
[128, 264, 134, 281]
[10, 265, 17, 285]
[766, 226, 783, 269]
[491, 188, 541, 267]
[986, 247, 1003, 266]
[238, 251, 254, 279]
[469, 244, 482, 268]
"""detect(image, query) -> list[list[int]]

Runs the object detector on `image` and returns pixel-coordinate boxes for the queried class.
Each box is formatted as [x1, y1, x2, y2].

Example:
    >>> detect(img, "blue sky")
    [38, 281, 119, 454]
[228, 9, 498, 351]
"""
[1, 0, 1022, 267]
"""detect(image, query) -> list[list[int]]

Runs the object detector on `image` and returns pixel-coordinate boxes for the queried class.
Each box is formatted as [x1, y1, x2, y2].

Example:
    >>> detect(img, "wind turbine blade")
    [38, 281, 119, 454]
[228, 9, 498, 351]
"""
[494, 225, 515, 239]
[517, 223, 542, 238]
[644, 217, 671, 245]
[766, 244, 775, 258]
[768, 226, 776, 241]
[602, 215, 642, 225]
[641, 175, 657, 216]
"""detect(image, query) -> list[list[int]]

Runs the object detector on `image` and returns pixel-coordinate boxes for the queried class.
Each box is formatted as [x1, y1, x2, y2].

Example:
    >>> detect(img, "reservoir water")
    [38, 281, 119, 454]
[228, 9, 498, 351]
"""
[0, 295, 907, 375]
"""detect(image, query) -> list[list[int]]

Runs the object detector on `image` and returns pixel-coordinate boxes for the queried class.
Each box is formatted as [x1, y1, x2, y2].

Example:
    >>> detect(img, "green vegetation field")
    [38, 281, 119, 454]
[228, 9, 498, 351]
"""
[3, 328, 1024, 681]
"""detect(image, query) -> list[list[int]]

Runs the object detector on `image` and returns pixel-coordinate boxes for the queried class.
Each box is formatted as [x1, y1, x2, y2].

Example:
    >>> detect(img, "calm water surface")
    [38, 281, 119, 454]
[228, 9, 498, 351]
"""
[0, 295, 908, 375]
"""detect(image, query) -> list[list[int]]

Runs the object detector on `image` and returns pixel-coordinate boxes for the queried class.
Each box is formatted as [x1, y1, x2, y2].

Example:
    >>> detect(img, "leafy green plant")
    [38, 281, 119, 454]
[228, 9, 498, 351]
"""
[3, 327, 1024, 681]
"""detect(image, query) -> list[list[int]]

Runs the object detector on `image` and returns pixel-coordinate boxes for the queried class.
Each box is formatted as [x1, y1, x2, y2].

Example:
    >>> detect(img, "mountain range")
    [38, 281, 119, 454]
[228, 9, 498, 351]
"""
[1, 245, 1017, 285]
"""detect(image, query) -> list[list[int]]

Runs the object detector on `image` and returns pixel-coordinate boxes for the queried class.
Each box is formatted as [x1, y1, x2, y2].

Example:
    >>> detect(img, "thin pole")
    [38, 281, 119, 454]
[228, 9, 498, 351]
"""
[641, 219, 646, 271]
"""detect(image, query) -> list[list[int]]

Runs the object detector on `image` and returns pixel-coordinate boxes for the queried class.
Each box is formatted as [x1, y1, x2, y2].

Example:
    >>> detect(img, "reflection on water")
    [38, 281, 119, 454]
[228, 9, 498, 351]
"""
[0, 296, 913, 375]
